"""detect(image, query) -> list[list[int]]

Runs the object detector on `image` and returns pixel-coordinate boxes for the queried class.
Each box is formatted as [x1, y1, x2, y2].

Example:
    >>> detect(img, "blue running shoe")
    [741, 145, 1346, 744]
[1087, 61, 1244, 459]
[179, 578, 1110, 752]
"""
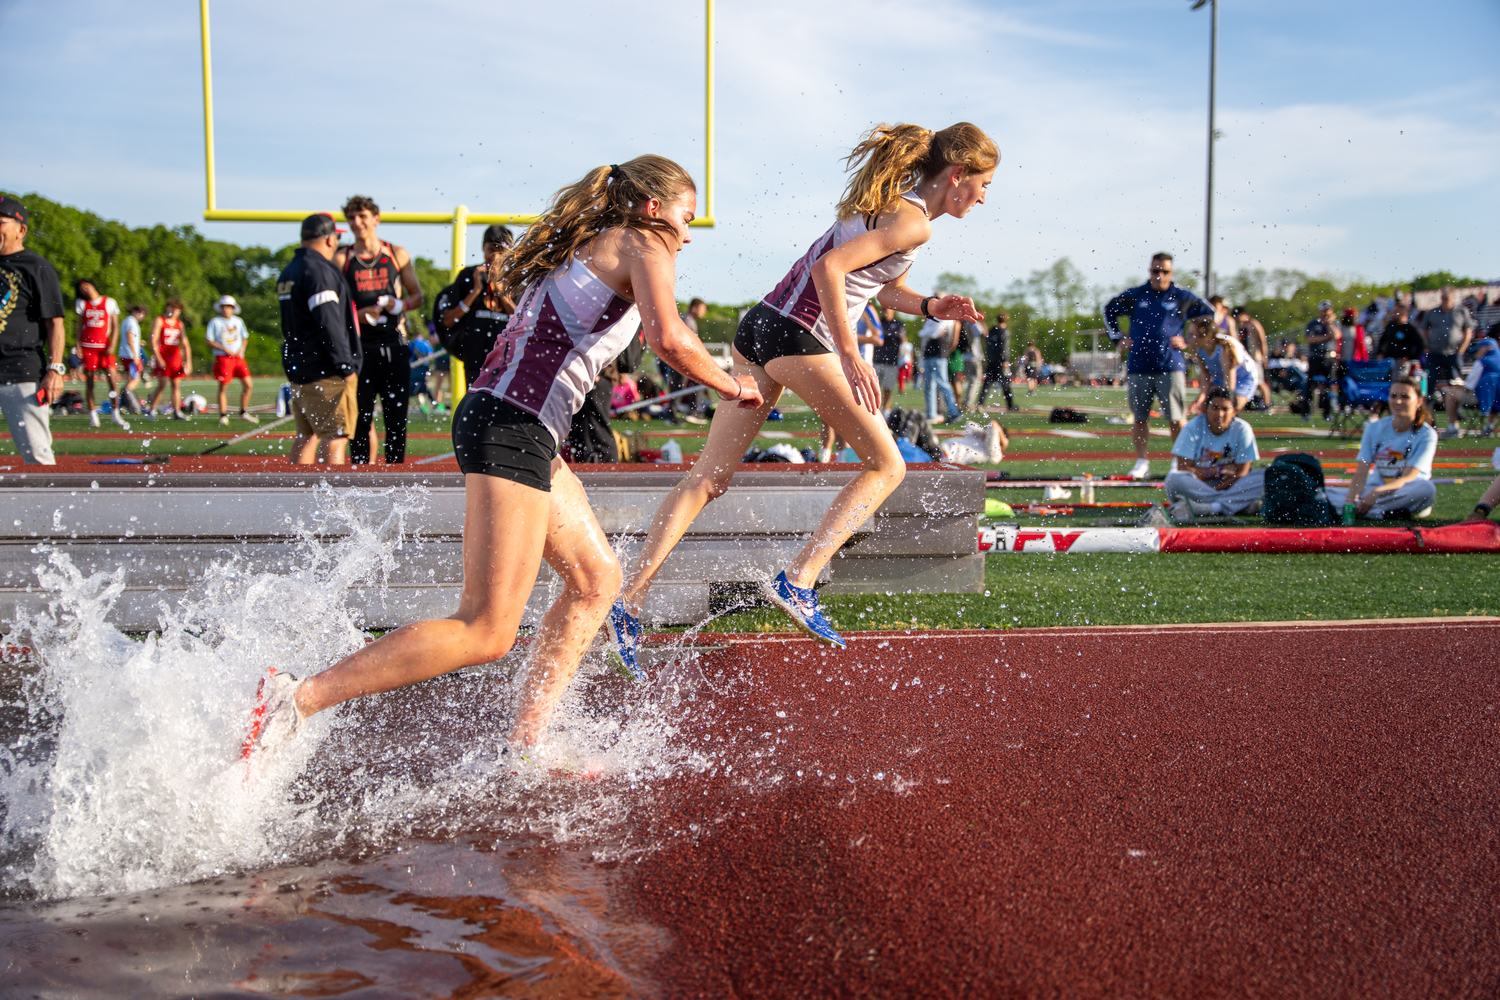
[604, 600, 645, 681]
[761, 571, 845, 648]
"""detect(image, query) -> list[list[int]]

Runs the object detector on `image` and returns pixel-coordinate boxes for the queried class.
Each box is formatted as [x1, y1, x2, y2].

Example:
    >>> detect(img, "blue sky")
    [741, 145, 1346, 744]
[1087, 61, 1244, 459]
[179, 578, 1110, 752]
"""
[3, 0, 1496, 304]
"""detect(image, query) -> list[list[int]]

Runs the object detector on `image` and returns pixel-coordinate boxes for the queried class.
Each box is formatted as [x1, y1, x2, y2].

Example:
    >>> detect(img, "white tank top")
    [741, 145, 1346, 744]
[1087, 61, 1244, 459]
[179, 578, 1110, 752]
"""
[470, 254, 640, 444]
[761, 190, 927, 352]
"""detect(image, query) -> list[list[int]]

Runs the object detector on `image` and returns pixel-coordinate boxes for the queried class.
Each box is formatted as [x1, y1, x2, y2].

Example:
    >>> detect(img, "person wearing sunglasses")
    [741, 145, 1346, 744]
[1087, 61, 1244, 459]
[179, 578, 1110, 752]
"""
[1103, 253, 1213, 479]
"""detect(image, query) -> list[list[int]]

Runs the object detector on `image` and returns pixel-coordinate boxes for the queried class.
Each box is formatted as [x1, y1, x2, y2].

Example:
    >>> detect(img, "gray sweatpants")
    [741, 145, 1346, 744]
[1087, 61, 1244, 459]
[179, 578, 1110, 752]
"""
[1164, 469, 1266, 514]
[1325, 479, 1437, 519]
[0, 382, 55, 465]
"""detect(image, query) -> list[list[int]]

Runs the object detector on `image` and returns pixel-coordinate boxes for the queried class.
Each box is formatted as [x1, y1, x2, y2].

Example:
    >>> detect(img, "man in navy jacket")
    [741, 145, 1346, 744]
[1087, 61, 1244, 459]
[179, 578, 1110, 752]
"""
[1104, 253, 1212, 478]
[278, 214, 362, 464]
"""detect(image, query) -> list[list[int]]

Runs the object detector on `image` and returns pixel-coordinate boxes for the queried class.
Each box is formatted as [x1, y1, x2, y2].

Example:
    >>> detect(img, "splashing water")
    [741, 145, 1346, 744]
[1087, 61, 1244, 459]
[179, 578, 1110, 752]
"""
[0, 485, 712, 902]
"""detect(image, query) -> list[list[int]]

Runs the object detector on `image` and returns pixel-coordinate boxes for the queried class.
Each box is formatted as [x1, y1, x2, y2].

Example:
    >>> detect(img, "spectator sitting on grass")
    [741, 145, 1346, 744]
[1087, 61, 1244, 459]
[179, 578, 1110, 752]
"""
[1164, 386, 1263, 518]
[1325, 376, 1437, 520]
[1441, 331, 1500, 438]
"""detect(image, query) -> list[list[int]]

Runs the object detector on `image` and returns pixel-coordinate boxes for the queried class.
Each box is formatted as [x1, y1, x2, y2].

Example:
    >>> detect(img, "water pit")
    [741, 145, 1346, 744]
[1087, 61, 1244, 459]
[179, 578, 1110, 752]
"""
[0, 471, 1495, 996]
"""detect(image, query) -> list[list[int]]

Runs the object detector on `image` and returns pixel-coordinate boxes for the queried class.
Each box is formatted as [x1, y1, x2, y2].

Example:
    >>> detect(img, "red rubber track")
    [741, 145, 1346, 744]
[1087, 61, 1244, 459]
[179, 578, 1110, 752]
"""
[631, 621, 1500, 999]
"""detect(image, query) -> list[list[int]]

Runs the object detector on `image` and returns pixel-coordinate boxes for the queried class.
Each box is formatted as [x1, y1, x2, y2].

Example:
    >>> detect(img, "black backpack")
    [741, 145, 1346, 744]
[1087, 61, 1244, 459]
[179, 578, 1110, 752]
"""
[886, 407, 941, 460]
[1262, 453, 1337, 525]
[1049, 407, 1088, 423]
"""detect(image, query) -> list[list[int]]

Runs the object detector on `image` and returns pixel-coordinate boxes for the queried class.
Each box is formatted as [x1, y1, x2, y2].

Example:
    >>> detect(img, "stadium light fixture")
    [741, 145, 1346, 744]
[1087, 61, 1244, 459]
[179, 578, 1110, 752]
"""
[1191, 0, 1219, 298]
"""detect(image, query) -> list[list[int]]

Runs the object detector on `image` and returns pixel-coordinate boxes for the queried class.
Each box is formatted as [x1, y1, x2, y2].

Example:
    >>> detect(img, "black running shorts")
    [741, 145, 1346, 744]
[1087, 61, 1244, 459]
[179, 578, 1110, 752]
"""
[733, 303, 832, 367]
[452, 391, 556, 492]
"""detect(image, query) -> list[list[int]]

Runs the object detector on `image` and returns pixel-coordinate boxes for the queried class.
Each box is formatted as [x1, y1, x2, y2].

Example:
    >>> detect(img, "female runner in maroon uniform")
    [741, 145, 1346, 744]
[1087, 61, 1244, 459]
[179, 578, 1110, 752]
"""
[243, 156, 760, 763]
[610, 123, 995, 665]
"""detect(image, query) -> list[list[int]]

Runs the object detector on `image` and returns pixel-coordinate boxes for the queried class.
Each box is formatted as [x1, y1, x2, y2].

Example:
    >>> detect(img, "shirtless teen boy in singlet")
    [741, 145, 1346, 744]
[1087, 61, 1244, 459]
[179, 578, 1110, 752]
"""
[242, 156, 760, 764]
[337, 195, 424, 464]
[609, 122, 996, 671]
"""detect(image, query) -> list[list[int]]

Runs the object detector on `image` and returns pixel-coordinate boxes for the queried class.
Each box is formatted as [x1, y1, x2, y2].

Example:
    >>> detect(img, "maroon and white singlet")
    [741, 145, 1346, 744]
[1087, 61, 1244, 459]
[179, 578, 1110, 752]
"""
[469, 255, 640, 443]
[761, 190, 928, 351]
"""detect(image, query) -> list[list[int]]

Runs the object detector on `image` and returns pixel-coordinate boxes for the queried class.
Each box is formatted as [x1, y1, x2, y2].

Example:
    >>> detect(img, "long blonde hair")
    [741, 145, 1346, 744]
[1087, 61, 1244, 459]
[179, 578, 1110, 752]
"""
[498, 154, 695, 297]
[835, 122, 999, 220]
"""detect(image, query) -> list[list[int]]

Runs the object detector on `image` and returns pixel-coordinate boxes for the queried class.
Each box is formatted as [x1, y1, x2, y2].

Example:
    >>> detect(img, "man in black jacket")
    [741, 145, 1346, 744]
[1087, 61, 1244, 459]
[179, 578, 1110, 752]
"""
[278, 214, 361, 464]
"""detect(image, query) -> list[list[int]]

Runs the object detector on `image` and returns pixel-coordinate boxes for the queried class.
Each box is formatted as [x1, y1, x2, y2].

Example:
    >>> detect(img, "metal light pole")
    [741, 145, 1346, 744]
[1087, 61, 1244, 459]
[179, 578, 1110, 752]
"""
[1192, 0, 1219, 298]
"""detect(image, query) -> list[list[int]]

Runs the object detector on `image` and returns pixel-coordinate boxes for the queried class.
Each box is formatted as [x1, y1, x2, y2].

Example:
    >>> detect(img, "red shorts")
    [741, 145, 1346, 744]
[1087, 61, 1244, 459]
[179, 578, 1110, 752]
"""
[213, 355, 251, 383]
[154, 348, 185, 379]
[80, 347, 116, 372]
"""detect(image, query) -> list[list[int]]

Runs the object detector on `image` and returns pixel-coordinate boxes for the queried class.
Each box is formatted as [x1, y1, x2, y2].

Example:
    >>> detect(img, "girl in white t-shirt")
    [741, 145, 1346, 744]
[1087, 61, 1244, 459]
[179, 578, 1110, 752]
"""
[1326, 376, 1438, 519]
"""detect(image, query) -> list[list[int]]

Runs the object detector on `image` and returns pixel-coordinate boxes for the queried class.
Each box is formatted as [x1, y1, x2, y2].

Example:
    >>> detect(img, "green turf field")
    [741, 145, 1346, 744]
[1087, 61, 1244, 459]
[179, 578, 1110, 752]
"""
[7, 376, 1497, 633]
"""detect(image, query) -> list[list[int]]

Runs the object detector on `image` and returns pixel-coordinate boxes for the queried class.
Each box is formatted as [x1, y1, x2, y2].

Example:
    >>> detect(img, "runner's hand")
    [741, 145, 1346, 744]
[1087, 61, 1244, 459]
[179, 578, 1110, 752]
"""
[1118, 336, 1132, 351]
[1168, 335, 1187, 350]
[929, 294, 982, 324]
[720, 374, 763, 409]
[842, 352, 881, 414]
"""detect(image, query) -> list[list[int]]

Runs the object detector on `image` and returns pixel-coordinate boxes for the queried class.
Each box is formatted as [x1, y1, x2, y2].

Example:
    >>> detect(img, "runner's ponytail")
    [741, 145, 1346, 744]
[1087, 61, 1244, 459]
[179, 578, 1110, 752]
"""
[836, 122, 999, 220]
[499, 155, 695, 298]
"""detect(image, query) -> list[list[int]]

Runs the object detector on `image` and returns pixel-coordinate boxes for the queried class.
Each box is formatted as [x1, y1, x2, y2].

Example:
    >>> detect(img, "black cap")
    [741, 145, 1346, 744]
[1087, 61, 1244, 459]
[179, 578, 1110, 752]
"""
[0, 197, 28, 225]
[300, 213, 345, 240]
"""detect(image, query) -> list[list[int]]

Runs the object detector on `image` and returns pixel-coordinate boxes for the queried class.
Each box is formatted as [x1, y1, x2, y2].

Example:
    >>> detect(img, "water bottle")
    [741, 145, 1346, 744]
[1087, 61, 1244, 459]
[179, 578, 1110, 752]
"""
[1342, 503, 1356, 526]
[660, 439, 683, 463]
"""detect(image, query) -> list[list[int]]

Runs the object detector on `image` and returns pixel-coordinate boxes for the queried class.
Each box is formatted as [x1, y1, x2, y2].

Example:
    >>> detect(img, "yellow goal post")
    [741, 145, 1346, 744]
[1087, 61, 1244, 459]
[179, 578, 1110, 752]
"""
[197, 0, 716, 401]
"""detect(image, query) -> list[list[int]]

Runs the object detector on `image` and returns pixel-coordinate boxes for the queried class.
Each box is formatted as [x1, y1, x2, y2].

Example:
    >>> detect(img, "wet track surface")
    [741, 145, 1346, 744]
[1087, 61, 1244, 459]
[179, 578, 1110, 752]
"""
[3, 620, 1498, 998]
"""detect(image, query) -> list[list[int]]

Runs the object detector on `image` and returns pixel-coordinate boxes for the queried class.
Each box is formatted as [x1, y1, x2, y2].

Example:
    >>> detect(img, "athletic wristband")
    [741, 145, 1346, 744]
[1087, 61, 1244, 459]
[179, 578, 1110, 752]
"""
[456, 300, 470, 314]
[921, 296, 938, 319]
[1477, 503, 1494, 517]
[387, 298, 405, 316]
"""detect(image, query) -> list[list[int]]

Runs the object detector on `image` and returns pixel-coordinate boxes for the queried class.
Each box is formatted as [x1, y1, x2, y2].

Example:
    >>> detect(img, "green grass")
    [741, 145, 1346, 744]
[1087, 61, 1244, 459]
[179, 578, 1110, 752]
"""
[701, 551, 1500, 634]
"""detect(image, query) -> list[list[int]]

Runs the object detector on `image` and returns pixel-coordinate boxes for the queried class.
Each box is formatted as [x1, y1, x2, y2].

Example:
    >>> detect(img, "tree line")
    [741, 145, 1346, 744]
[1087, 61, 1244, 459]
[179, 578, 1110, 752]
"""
[5, 191, 1485, 373]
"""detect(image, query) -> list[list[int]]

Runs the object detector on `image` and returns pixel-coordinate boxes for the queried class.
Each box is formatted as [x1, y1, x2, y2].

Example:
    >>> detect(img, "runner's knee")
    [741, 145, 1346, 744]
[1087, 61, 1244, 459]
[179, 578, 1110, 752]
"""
[566, 551, 623, 602]
[470, 626, 516, 663]
[688, 463, 737, 502]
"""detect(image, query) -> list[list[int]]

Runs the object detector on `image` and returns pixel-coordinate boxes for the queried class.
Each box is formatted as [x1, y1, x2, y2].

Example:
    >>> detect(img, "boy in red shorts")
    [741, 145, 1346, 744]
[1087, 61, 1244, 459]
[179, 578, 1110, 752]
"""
[74, 279, 129, 429]
[205, 295, 257, 425]
[147, 298, 192, 420]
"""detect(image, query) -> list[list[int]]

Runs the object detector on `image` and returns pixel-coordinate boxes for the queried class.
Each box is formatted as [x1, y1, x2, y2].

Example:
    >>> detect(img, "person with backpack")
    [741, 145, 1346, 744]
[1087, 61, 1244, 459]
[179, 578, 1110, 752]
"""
[1326, 375, 1438, 519]
[1164, 386, 1262, 517]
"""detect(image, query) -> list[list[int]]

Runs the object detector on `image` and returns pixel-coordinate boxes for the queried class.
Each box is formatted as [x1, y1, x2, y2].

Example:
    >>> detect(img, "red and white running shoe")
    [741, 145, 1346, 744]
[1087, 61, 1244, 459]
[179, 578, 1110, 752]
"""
[240, 668, 305, 776]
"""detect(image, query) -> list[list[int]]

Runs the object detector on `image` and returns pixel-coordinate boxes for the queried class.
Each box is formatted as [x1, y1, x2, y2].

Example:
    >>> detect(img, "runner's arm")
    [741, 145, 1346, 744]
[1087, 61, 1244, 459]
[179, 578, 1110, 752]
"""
[875, 275, 978, 326]
[625, 233, 760, 406]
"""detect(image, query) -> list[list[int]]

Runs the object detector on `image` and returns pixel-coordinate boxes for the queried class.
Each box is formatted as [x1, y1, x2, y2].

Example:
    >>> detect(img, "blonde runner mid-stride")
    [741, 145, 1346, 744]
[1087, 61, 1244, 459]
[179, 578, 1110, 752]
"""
[241, 156, 762, 767]
[606, 123, 997, 670]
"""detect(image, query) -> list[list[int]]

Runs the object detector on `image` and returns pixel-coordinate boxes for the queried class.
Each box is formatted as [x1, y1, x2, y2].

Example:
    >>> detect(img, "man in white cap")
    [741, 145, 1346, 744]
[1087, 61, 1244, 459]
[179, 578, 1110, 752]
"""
[205, 294, 257, 425]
